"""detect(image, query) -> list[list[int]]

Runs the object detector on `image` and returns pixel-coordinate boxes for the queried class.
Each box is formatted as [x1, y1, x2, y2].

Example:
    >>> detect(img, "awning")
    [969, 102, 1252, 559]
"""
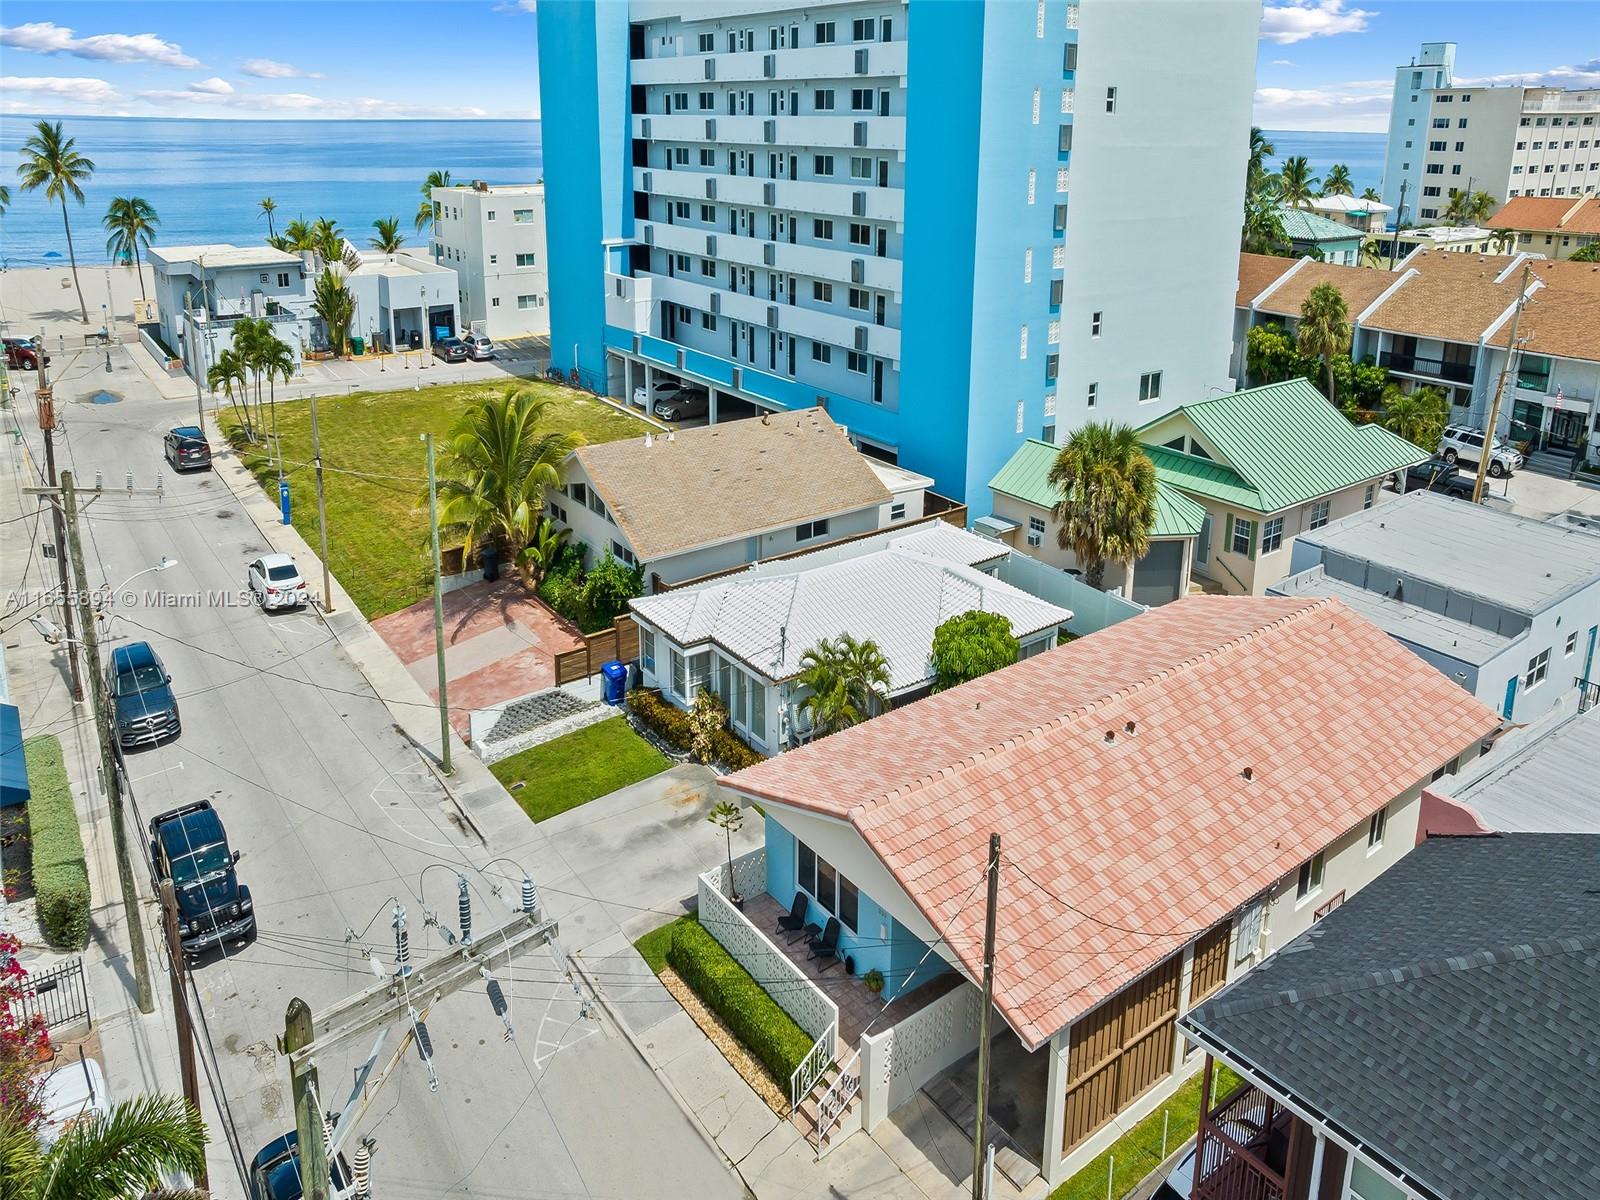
[972, 515, 1018, 540]
[0, 703, 29, 808]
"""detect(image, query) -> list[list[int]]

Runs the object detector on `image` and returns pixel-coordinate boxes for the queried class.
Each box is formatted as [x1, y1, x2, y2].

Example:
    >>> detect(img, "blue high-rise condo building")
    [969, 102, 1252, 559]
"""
[537, 0, 1259, 511]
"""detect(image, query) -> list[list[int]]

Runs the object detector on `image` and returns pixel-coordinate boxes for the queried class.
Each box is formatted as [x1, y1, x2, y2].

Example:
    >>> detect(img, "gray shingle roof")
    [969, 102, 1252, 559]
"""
[1184, 834, 1600, 1200]
[1438, 708, 1600, 833]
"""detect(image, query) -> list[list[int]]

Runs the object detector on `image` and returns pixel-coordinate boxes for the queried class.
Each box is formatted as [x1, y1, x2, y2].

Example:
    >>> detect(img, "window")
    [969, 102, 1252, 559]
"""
[1296, 852, 1324, 901]
[1432, 117, 1450, 129]
[1423, 186, 1441, 197]
[491, 297, 500, 308]
[814, 89, 835, 111]
[699, 91, 714, 110]
[515, 252, 536, 267]
[1045, 353, 1059, 381]
[517, 294, 538, 309]
[1428, 141, 1447, 152]
[1027, 516, 1045, 547]
[672, 200, 691, 220]
[1425, 164, 1444, 175]
[813, 218, 833, 240]
[796, 518, 830, 542]
[670, 648, 686, 698]
[701, 311, 716, 330]
[851, 88, 874, 112]
[1050, 279, 1063, 307]
[1065, 43, 1077, 71]
[1458, 118, 1467, 128]
[1566, 631, 1579, 657]
[1451, 164, 1462, 175]
[815, 21, 835, 44]
[813, 154, 834, 176]
[1090, 310, 1102, 337]
[1524, 648, 1550, 689]
[1231, 515, 1253, 556]
[700, 203, 715, 223]
[813, 280, 833, 302]
[848, 222, 872, 246]
[486, 210, 497, 222]
[1454, 141, 1465, 152]
[699, 148, 715, 166]
[1309, 499, 1331, 529]
[846, 350, 868, 374]
[796, 841, 859, 930]
[852, 17, 876, 41]
[1261, 515, 1284, 554]
[811, 342, 832, 363]
[513, 208, 535, 223]
[848, 287, 869, 311]
[1041, 422, 1056, 442]
[1138, 371, 1161, 402]
[587, 487, 608, 518]
[698, 32, 715, 52]
[611, 541, 638, 569]
[1086, 381, 1097, 409]
[1368, 806, 1387, 850]
[850, 155, 873, 179]
[1105, 86, 1117, 113]
[890, 502, 906, 521]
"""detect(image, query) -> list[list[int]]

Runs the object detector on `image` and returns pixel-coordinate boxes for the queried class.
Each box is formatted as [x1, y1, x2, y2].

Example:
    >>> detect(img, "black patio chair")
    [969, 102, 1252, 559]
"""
[775, 893, 809, 942]
[807, 917, 841, 966]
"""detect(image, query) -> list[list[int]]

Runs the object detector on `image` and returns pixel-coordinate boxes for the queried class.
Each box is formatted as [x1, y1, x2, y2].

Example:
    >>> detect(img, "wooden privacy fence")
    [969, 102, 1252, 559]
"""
[553, 613, 640, 685]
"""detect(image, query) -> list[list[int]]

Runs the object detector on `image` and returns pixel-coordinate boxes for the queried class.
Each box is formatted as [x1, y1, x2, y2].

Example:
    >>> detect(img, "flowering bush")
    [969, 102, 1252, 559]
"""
[1, 930, 50, 1133]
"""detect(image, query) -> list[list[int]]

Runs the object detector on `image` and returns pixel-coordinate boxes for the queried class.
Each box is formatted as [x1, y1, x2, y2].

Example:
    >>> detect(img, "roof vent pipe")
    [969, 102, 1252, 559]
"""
[1124, 720, 1136, 734]
[1242, 766, 1254, 781]
[1104, 730, 1115, 743]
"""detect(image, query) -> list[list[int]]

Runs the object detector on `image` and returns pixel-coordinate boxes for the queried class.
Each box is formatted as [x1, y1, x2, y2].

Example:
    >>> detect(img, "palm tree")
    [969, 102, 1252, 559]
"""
[795, 634, 891, 736]
[369, 216, 405, 253]
[0, 183, 10, 218]
[1296, 281, 1352, 404]
[230, 315, 271, 434]
[1275, 155, 1319, 208]
[520, 516, 570, 586]
[1490, 228, 1516, 254]
[1045, 423, 1158, 590]
[261, 335, 296, 475]
[15, 120, 96, 323]
[1246, 126, 1276, 192]
[1380, 384, 1449, 450]
[1242, 190, 1289, 255]
[102, 196, 159, 301]
[1358, 238, 1385, 268]
[1320, 163, 1354, 197]
[435, 385, 585, 586]
[311, 216, 345, 263]
[1443, 189, 1496, 227]
[0, 1092, 206, 1200]
[278, 216, 314, 252]
[1360, 186, 1383, 202]
[258, 196, 278, 242]
[208, 347, 251, 436]
[416, 168, 451, 234]
[311, 267, 355, 356]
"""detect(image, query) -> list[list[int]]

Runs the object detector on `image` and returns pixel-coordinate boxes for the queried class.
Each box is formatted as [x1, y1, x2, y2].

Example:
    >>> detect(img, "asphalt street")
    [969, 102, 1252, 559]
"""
[6, 343, 745, 1200]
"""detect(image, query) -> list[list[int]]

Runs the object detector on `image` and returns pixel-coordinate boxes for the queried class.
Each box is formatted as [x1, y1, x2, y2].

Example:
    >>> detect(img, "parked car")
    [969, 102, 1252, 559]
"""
[3, 337, 50, 371]
[654, 388, 709, 422]
[149, 800, 253, 960]
[249, 1130, 353, 1200]
[1436, 424, 1522, 478]
[163, 425, 213, 472]
[633, 377, 685, 409]
[36, 1051, 109, 1150]
[1404, 457, 1475, 500]
[108, 641, 180, 749]
[247, 553, 309, 610]
[462, 333, 495, 361]
[431, 336, 469, 363]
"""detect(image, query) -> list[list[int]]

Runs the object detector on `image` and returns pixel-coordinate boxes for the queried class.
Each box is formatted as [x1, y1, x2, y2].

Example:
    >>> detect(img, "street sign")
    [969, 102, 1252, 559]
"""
[279, 479, 291, 526]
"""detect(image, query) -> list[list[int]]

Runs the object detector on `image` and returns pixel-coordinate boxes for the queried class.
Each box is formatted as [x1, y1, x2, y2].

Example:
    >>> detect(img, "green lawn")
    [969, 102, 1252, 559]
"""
[1048, 1062, 1244, 1200]
[634, 913, 697, 975]
[221, 379, 650, 618]
[490, 716, 669, 822]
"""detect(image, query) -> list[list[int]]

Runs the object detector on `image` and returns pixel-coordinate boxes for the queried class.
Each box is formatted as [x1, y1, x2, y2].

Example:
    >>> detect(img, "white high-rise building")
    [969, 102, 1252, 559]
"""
[1382, 42, 1600, 226]
[431, 182, 550, 339]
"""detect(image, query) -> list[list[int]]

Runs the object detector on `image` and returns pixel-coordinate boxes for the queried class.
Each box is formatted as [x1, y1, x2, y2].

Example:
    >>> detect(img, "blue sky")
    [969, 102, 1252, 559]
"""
[2, 1, 1597, 131]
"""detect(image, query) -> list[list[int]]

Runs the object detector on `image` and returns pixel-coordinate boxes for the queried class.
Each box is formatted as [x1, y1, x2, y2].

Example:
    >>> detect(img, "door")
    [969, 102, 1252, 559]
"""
[1502, 674, 1518, 719]
[1585, 625, 1597, 682]
[1130, 541, 1184, 607]
[1548, 409, 1584, 453]
[1195, 514, 1212, 566]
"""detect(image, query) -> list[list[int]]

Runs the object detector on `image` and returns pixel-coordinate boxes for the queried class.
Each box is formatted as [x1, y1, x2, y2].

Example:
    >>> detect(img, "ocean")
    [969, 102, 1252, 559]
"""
[0, 116, 1387, 270]
[0, 116, 544, 268]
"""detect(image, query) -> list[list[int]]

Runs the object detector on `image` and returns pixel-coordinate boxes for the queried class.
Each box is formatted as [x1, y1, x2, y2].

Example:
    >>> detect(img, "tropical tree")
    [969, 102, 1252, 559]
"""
[1242, 189, 1290, 256]
[1045, 423, 1158, 590]
[276, 216, 315, 253]
[1296, 281, 1352, 405]
[369, 215, 405, 253]
[1320, 163, 1354, 196]
[929, 611, 1020, 692]
[260, 334, 297, 472]
[1489, 228, 1517, 254]
[15, 120, 96, 323]
[1245, 322, 1305, 386]
[1246, 126, 1276, 192]
[311, 216, 345, 263]
[1380, 384, 1449, 450]
[207, 347, 251, 437]
[229, 316, 272, 434]
[0, 184, 10, 218]
[1359, 237, 1385, 267]
[0, 1092, 207, 1200]
[102, 196, 160, 300]
[794, 634, 891, 736]
[1570, 241, 1600, 263]
[435, 386, 584, 586]
[706, 797, 745, 898]
[416, 168, 452, 234]
[1360, 186, 1383, 202]
[258, 196, 278, 242]
[1443, 189, 1496, 226]
[520, 516, 569, 586]
[1275, 155, 1319, 208]
[310, 267, 355, 356]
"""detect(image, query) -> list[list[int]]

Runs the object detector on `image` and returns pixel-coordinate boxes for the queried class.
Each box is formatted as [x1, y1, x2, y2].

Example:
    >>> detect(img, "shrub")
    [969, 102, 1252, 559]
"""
[626, 688, 693, 751]
[581, 552, 644, 626]
[930, 610, 1020, 692]
[688, 691, 727, 764]
[25, 736, 90, 950]
[711, 729, 764, 771]
[667, 919, 816, 1086]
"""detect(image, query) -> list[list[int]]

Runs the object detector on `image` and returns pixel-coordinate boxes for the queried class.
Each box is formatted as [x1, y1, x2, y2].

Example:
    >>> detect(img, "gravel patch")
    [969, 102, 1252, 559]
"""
[660, 965, 790, 1118]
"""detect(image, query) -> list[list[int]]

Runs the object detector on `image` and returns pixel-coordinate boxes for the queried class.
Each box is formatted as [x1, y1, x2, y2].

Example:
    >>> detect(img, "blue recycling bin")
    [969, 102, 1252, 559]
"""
[601, 660, 628, 706]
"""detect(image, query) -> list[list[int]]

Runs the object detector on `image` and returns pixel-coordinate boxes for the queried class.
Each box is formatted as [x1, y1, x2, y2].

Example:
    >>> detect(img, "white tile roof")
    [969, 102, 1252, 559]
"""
[631, 531, 1071, 691]
[1309, 194, 1393, 215]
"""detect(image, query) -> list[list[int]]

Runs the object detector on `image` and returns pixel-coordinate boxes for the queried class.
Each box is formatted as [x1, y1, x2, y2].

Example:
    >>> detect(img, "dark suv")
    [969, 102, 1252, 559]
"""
[248, 1130, 352, 1200]
[1404, 457, 1474, 500]
[164, 426, 212, 471]
[149, 801, 254, 960]
[108, 641, 180, 749]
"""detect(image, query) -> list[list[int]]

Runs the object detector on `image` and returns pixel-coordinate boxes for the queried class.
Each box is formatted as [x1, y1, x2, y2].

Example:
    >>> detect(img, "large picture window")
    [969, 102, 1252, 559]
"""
[796, 840, 859, 931]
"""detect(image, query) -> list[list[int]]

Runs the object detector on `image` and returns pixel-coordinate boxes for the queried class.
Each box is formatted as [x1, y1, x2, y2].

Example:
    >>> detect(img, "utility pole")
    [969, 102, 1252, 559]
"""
[1388, 179, 1408, 271]
[61, 471, 155, 1014]
[35, 332, 83, 701]
[285, 997, 333, 1200]
[422, 434, 452, 774]
[307, 393, 335, 614]
[972, 833, 1000, 1200]
[159, 880, 209, 1193]
[1473, 263, 1532, 505]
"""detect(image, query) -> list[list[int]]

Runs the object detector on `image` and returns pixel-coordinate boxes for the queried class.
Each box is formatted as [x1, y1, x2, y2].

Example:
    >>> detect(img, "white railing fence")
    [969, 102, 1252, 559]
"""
[812, 1049, 863, 1152]
[858, 981, 983, 1132]
[791, 1021, 837, 1112]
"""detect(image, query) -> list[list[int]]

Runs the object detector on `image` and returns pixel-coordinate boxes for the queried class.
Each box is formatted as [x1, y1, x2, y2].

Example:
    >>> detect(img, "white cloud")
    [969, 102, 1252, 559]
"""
[188, 77, 234, 95]
[238, 57, 325, 80]
[1260, 1, 1373, 45]
[0, 74, 122, 105]
[1271, 59, 1294, 67]
[492, 0, 538, 11]
[0, 21, 198, 68]
[1456, 58, 1600, 91]
[1254, 82, 1392, 132]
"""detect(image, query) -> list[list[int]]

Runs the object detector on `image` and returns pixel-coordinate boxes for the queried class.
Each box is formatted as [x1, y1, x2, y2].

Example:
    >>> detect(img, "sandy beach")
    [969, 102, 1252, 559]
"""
[0, 263, 156, 342]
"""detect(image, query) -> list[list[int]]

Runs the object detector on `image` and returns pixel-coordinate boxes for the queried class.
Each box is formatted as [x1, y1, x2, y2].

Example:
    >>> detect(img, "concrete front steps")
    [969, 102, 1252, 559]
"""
[793, 1063, 863, 1158]
[922, 1074, 1041, 1191]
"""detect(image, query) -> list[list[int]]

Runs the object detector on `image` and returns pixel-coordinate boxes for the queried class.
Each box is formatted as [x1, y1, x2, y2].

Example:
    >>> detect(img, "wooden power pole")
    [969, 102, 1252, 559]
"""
[34, 332, 83, 701]
[308, 393, 335, 614]
[1473, 263, 1533, 505]
[159, 880, 208, 1193]
[422, 433, 452, 775]
[972, 832, 1000, 1200]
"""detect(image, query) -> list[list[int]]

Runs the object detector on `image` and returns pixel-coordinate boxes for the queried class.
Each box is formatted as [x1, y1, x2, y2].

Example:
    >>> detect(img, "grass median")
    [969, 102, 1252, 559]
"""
[489, 717, 669, 822]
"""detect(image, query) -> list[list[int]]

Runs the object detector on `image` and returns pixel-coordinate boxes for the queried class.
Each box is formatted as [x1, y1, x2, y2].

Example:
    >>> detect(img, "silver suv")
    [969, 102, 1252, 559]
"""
[1436, 424, 1523, 479]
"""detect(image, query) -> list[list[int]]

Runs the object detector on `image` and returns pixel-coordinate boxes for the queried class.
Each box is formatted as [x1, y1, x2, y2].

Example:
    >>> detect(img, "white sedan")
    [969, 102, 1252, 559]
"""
[247, 553, 310, 610]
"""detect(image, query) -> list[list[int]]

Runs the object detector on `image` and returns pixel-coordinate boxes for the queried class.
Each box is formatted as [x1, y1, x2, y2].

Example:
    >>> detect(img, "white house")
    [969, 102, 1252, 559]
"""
[344, 248, 461, 352]
[431, 181, 549, 340]
[147, 243, 315, 381]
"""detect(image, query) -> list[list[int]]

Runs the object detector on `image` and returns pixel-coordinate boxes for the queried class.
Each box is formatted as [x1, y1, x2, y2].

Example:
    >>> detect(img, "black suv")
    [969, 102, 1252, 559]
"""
[108, 641, 180, 749]
[1404, 457, 1475, 500]
[164, 426, 212, 471]
[149, 801, 254, 959]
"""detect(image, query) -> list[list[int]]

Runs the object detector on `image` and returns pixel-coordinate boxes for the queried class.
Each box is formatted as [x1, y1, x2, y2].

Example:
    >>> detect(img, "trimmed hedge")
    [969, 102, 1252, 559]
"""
[626, 688, 767, 770]
[666, 918, 815, 1087]
[25, 735, 90, 950]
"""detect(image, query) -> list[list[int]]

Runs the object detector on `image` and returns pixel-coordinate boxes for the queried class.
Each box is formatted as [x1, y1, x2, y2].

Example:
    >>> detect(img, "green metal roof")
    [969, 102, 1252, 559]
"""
[987, 438, 1206, 538]
[1139, 378, 1429, 513]
[1276, 204, 1365, 246]
[1143, 444, 1264, 510]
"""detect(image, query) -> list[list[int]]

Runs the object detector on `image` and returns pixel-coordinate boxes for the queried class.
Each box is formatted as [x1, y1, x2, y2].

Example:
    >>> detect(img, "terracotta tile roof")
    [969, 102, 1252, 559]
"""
[1361, 251, 1525, 344]
[1486, 195, 1600, 235]
[571, 409, 889, 562]
[1254, 259, 1395, 319]
[725, 596, 1502, 1049]
[1235, 253, 1297, 307]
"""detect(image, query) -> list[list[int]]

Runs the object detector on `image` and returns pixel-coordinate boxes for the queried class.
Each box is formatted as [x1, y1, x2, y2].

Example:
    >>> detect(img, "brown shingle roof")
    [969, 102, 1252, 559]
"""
[1362, 251, 1525, 344]
[571, 409, 890, 562]
[1255, 259, 1396, 319]
[1236, 252, 1297, 307]
[1484, 260, 1600, 361]
[1486, 195, 1600, 235]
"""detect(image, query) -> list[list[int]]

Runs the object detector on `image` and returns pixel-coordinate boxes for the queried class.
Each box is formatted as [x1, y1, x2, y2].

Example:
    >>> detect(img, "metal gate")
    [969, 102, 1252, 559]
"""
[15, 957, 92, 1031]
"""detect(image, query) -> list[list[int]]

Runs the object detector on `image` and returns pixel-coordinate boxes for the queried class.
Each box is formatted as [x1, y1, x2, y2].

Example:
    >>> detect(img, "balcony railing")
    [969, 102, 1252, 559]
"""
[1378, 350, 1474, 385]
[1193, 1081, 1290, 1200]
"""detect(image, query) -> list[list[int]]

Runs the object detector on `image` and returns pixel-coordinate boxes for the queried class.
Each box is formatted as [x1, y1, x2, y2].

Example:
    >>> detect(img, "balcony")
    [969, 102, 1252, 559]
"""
[605, 271, 655, 335]
[645, 270, 900, 362]
[1378, 349, 1475, 385]
[636, 167, 904, 224]
[637, 219, 902, 294]
[630, 41, 908, 86]
[633, 112, 907, 153]
[1192, 1079, 1296, 1200]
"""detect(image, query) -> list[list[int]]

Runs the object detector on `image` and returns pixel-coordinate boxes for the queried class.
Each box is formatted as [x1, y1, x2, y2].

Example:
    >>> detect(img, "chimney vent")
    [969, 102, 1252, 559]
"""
[1124, 720, 1136, 734]
[1241, 766, 1254, 781]
[1104, 730, 1115, 743]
